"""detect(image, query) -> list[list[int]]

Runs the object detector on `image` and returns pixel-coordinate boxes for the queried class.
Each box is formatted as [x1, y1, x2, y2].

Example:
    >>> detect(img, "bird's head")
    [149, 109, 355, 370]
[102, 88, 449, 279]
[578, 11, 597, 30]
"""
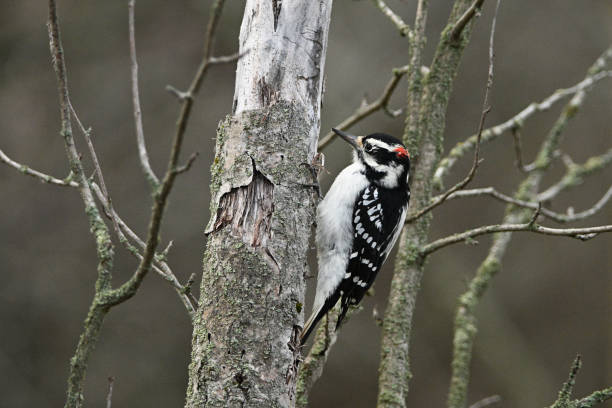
[332, 128, 410, 189]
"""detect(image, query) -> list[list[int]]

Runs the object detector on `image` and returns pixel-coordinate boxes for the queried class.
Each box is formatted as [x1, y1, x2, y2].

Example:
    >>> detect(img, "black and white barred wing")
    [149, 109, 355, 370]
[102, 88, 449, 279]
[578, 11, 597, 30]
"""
[338, 185, 407, 318]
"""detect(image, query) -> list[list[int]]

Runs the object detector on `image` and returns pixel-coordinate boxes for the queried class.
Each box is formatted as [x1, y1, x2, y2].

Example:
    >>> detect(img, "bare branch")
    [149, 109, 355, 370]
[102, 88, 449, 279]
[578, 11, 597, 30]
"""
[446, 45, 612, 408]
[0, 148, 78, 187]
[469, 395, 501, 408]
[527, 202, 541, 226]
[69, 102, 122, 238]
[510, 126, 537, 172]
[318, 65, 409, 149]
[371, 0, 412, 38]
[433, 70, 612, 187]
[208, 50, 245, 65]
[103, 0, 228, 307]
[129, 0, 159, 189]
[406, 0, 499, 223]
[173, 151, 199, 175]
[48, 2, 116, 406]
[440, 185, 612, 223]
[420, 221, 612, 256]
[548, 357, 612, 408]
[575, 387, 612, 408]
[1, 142, 197, 316]
[89, 183, 196, 316]
[537, 147, 612, 201]
[551, 355, 582, 408]
[450, 0, 486, 43]
[106, 377, 114, 408]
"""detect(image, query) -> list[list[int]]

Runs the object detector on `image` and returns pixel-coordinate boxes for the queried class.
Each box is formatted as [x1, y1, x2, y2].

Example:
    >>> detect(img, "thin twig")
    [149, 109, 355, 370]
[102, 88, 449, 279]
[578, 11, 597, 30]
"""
[537, 147, 612, 202]
[371, 0, 412, 38]
[69, 102, 121, 238]
[129, 0, 159, 189]
[445, 44, 612, 408]
[318, 65, 409, 150]
[450, 0, 486, 43]
[575, 387, 612, 408]
[103, 0, 228, 306]
[469, 395, 501, 408]
[209, 51, 245, 65]
[439, 185, 612, 223]
[90, 183, 196, 316]
[406, 0, 498, 223]
[106, 377, 114, 408]
[174, 151, 199, 174]
[554, 355, 582, 406]
[433, 70, 612, 187]
[0, 148, 78, 187]
[0, 143, 196, 316]
[420, 221, 612, 256]
[510, 126, 535, 172]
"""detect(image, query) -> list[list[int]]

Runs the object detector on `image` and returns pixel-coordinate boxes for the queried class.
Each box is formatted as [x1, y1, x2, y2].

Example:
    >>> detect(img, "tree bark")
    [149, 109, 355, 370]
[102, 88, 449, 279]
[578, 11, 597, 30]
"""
[184, 1, 332, 407]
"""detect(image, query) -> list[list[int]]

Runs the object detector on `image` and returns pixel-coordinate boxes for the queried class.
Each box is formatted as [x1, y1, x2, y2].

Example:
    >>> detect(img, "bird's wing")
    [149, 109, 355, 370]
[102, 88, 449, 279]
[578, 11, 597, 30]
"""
[338, 186, 406, 321]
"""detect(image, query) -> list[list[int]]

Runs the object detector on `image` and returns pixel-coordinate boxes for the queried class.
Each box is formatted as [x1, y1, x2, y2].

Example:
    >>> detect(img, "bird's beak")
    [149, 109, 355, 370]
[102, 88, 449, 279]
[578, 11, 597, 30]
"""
[332, 128, 362, 150]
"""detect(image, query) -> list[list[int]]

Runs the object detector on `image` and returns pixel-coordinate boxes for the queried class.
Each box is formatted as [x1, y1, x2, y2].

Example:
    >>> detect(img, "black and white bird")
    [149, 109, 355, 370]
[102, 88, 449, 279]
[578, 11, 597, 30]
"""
[300, 128, 411, 345]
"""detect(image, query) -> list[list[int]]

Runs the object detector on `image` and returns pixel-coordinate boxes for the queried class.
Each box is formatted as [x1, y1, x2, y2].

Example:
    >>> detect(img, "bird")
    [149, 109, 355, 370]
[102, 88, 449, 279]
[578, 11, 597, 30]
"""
[300, 128, 411, 345]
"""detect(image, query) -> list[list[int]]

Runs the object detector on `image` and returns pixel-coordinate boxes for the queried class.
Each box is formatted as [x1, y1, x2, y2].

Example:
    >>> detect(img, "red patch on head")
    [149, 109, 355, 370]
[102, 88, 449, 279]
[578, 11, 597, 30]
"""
[394, 146, 410, 159]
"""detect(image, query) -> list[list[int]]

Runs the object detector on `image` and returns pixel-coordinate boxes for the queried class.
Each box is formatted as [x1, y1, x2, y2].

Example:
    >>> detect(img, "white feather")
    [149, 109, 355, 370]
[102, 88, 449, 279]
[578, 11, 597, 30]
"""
[311, 162, 369, 315]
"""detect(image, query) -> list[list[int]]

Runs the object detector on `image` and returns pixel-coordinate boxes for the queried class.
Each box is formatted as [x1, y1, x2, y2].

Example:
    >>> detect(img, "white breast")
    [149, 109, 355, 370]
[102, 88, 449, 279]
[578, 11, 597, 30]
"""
[313, 162, 369, 312]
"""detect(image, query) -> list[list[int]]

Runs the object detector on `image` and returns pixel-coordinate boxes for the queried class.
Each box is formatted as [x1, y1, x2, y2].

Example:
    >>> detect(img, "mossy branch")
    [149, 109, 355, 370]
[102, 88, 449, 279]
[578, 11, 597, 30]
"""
[46, 0, 228, 405]
[445, 46, 612, 408]
[547, 356, 612, 408]
[377, 0, 488, 406]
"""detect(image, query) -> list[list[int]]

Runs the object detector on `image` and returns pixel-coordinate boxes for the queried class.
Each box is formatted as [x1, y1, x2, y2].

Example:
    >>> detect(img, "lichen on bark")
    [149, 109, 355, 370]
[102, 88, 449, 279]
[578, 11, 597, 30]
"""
[186, 102, 320, 407]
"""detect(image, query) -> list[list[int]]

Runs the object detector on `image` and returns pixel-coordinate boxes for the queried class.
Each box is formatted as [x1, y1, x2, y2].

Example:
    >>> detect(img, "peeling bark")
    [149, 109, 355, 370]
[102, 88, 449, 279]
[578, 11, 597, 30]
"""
[185, 1, 332, 406]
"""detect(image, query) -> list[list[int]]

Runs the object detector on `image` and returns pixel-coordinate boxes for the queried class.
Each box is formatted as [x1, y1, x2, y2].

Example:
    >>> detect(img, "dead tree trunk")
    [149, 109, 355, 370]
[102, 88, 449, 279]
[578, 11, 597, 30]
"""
[184, 1, 332, 406]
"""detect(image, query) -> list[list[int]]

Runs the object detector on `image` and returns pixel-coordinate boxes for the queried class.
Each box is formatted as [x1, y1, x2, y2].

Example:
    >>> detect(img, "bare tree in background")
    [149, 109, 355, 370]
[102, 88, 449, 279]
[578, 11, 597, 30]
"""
[1, 1, 611, 408]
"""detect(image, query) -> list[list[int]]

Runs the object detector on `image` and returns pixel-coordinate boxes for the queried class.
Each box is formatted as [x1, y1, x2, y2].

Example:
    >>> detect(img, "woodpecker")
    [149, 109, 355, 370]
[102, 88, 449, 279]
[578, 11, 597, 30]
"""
[300, 128, 411, 345]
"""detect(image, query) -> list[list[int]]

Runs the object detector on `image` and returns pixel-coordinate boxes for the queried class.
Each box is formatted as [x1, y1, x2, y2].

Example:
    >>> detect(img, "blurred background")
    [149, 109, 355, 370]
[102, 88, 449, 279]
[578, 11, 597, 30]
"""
[1, 1, 611, 407]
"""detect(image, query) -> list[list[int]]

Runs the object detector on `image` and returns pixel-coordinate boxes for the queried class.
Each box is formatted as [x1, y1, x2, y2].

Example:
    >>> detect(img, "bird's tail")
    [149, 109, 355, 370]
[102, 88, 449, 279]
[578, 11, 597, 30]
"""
[299, 303, 324, 345]
[299, 291, 343, 345]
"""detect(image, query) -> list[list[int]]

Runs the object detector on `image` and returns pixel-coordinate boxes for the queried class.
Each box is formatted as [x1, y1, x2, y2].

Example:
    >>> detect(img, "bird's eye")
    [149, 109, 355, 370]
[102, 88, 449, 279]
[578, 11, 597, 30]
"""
[364, 143, 373, 152]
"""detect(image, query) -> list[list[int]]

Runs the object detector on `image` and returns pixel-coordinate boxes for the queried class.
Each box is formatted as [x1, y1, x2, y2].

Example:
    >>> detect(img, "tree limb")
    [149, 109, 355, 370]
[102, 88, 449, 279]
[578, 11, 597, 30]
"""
[445, 45, 612, 408]
[0, 148, 78, 187]
[102, 0, 228, 307]
[433, 69, 612, 188]
[69, 102, 122, 238]
[450, 0, 486, 43]
[469, 395, 501, 408]
[48, 2, 117, 407]
[439, 184, 612, 223]
[421, 220, 612, 256]
[371, 0, 412, 38]
[575, 387, 612, 408]
[378, 0, 494, 405]
[537, 147, 612, 202]
[406, 0, 497, 223]
[0, 145, 196, 316]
